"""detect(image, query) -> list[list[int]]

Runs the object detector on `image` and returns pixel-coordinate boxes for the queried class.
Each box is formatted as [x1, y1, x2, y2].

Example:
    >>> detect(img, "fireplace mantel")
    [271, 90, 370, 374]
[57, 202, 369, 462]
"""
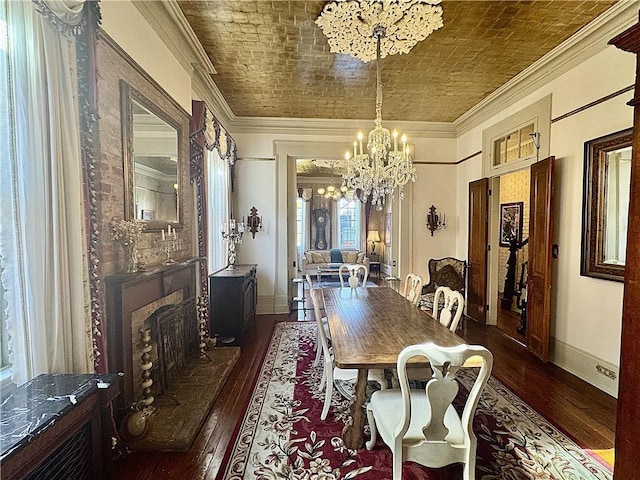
[105, 258, 201, 419]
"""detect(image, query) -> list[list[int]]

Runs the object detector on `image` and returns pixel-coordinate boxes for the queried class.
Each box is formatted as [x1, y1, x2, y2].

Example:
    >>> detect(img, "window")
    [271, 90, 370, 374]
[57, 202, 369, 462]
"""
[493, 122, 535, 166]
[337, 197, 361, 248]
[207, 149, 231, 273]
[482, 95, 551, 178]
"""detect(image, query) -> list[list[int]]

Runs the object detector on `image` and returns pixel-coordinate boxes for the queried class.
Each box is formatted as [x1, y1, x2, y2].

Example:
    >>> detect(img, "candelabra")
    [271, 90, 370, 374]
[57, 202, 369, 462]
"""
[158, 224, 181, 264]
[197, 296, 211, 361]
[139, 328, 155, 410]
[222, 219, 245, 270]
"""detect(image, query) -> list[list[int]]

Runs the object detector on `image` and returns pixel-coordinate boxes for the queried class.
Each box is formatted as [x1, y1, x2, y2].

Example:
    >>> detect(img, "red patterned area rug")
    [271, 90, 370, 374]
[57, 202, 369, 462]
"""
[220, 322, 612, 479]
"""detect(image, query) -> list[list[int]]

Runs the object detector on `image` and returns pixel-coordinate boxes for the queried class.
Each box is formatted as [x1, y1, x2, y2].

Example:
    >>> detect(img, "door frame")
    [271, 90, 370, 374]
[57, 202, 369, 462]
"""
[487, 176, 501, 326]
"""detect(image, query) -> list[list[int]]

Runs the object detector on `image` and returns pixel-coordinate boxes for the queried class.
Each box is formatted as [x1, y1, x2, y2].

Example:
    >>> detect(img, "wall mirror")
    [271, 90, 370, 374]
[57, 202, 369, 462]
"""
[581, 128, 632, 282]
[121, 80, 182, 229]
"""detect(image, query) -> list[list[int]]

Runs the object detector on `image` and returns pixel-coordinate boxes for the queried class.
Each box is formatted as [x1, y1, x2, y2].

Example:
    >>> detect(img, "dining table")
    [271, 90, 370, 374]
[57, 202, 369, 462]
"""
[322, 286, 467, 449]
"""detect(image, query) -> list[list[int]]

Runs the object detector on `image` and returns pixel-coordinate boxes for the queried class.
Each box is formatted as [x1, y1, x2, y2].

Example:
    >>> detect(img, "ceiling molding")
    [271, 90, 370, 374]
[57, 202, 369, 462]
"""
[228, 117, 456, 138]
[454, 1, 638, 136]
[132, 1, 216, 77]
[191, 69, 235, 131]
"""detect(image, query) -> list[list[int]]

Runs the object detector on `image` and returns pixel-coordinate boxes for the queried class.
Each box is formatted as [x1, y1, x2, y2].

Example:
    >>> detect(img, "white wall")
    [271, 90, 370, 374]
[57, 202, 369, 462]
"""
[232, 158, 277, 314]
[100, 0, 192, 113]
[455, 45, 634, 396]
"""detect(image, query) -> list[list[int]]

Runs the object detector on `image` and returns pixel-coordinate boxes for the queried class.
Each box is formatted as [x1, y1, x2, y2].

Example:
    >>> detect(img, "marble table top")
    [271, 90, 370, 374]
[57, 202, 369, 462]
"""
[0, 373, 120, 462]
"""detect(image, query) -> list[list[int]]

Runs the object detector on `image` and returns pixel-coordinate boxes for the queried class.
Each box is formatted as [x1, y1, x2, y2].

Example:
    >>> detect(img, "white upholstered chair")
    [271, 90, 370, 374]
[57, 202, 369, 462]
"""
[403, 273, 424, 306]
[310, 287, 387, 420]
[433, 286, 464, 332]
[338, 263, 369, 288]
[366, 343, 493, 480]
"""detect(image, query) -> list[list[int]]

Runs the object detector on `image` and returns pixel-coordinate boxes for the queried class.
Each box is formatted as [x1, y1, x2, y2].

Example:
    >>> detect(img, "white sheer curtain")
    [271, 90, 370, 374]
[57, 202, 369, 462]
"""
[207, 148, 232, 273]
[0, 0, 91, 385]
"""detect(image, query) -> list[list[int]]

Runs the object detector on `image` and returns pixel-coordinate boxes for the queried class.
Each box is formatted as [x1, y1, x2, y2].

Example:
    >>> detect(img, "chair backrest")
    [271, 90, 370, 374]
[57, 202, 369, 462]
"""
[403, 273, 424, 306]
[338, 263, 368, 288]
[433, 286, 464, 331]
[310, 287, 331, 359]
[304, 273, 314, 289]
[395, 343, 493, 446]
[423, 257, 466, 296]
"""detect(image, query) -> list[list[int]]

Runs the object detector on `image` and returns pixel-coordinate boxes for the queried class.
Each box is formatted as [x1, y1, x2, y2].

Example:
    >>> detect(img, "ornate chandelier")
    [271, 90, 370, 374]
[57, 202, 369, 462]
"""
[316, 0, 444, 211]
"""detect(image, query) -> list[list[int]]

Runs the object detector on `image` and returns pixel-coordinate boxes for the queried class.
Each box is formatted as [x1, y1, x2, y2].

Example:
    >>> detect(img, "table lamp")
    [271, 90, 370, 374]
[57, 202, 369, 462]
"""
[367, 230, 381, 255]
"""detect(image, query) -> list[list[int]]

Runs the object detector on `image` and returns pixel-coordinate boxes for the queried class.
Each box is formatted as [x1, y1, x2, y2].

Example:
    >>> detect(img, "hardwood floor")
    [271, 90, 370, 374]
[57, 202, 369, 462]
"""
[112, 295, 616, 479]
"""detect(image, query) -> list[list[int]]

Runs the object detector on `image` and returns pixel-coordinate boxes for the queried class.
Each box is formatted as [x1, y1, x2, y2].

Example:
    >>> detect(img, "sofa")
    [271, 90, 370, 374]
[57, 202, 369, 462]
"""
[301, 249, 369, 280]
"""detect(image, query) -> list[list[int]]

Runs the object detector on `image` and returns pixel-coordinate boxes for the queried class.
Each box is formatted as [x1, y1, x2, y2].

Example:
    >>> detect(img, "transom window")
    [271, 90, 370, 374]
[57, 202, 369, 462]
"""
[493, 122, 535, 166]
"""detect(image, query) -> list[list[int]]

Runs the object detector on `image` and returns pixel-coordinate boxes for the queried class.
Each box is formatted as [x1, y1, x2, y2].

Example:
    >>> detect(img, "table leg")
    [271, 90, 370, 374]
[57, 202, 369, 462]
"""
[342, 368, 368, 449]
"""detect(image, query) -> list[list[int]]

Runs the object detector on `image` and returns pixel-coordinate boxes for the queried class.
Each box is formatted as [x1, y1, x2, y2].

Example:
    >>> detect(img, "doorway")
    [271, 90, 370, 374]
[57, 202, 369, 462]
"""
[494, 169, 530, 344]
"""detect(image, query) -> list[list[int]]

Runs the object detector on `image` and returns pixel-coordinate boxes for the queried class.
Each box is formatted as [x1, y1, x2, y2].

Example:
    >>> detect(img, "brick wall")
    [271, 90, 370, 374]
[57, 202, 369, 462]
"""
[498, 169, 530, 311]
[95, 30, 193, 277]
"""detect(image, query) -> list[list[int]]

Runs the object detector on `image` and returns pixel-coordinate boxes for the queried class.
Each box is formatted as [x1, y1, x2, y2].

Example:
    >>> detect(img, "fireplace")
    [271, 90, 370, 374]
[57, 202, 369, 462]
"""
[105, 259, 200, 421]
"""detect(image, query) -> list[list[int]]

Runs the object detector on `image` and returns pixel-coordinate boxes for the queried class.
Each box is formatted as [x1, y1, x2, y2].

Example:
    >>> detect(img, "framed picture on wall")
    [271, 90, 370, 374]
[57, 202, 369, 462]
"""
[141, 209, 155, 221]
[384, 213, 392, 246]
[499, 202, 523, 247]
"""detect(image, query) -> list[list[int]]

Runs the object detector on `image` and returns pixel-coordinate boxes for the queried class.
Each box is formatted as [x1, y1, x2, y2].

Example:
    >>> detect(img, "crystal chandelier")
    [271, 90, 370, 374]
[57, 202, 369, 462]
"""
[316, 0, 444, 211]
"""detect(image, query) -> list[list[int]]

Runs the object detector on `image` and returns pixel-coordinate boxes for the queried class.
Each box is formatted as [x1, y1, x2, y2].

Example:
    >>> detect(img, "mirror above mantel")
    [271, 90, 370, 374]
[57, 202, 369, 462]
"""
[121, 80, 183, 230]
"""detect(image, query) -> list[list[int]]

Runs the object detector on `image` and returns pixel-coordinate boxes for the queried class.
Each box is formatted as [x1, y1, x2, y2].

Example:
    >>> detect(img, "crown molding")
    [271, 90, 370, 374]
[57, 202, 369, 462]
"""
[191, 69, 235, 130]
[132, 0, 216, 77]
[454, 1, 639, 136]
[228, 116, 456, 138]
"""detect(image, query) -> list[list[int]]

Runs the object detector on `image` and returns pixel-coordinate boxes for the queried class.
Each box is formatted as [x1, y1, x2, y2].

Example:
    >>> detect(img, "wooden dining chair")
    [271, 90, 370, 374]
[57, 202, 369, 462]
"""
[403, 273, 424, 306]
[306, 274, 329, 367]
[366, 343, 493, 480]
[338, 263, 369, 288]
[433, 286, 464, 332]
[310, 287, 387, 420]
[394, 286, 465, 386]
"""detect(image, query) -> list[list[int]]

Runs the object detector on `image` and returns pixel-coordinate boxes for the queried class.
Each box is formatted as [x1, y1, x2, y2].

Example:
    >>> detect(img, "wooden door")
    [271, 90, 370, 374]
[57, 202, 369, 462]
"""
[527, 156, 554, 362]
[467, 178, 489, 323]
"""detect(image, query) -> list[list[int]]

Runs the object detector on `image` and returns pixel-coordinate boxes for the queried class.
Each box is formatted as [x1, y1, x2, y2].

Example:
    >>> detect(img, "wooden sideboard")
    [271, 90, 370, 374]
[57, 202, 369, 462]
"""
[209, 264, 257, 346]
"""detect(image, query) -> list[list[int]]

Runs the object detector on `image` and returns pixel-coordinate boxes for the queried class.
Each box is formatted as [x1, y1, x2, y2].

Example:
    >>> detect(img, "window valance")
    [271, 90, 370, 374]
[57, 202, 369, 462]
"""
[190, 100, 237, 181]
[33, 0, 97, 35]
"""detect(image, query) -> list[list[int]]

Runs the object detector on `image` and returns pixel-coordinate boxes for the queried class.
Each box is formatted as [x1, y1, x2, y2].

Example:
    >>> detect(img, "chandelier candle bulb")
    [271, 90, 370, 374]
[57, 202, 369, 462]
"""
[393, 131, 398, 151]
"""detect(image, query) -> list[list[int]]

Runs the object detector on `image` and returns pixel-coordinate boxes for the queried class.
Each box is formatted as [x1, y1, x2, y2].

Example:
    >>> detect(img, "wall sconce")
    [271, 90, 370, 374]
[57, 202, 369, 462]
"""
[426, 205, 446, 236]
[367, 230, 381, 254]
[247, 206, 263, 239]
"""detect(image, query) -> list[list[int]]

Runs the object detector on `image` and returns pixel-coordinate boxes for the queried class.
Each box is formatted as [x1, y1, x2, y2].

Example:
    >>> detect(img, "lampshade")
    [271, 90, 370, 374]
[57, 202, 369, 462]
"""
[367, 230, 381, 243]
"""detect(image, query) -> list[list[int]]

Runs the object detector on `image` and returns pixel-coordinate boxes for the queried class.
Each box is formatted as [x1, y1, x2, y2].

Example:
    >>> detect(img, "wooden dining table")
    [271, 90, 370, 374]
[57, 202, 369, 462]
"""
[322, 286, 467, 449]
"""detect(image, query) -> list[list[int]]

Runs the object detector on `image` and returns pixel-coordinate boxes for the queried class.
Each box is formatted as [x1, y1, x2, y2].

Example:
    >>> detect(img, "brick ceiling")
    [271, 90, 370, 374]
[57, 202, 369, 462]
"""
[178, 1, 616, 123]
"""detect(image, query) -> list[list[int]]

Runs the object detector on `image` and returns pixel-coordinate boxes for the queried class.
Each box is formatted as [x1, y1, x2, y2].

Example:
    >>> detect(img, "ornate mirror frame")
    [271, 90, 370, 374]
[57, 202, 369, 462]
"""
[120, 80, 184, 231]
[581, 127, 633, 282]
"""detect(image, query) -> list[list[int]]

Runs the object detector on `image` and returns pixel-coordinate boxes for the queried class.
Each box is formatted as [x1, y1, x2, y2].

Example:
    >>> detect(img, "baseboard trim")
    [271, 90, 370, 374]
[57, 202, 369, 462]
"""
[257, 295, 290, 315]
[551, 338, 619, 398]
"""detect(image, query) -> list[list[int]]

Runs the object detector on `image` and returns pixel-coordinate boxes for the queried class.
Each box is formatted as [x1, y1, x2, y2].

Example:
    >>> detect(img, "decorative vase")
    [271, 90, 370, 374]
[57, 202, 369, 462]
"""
[121, 242, 138, 273]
